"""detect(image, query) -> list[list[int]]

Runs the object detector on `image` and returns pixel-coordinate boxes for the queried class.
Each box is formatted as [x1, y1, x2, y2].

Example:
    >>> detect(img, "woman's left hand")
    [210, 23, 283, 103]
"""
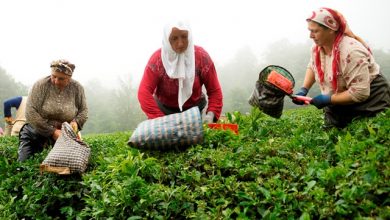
[52, 129, 62, 140]
[70, 121, 78, 133]
[310, 94, 331, 109]
[203, 112, 215, 123]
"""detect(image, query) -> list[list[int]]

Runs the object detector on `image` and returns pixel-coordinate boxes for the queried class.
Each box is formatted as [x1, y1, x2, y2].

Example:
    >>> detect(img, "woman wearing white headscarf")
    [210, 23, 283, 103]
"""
[138, 21, 223, 122]
[292, 7, 390, 129]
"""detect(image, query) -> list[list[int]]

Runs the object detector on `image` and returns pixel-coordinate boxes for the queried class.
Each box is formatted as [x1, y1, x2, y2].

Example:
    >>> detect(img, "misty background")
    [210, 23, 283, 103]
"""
[2, 43, 390, 134]
[1, 0, 390, 134]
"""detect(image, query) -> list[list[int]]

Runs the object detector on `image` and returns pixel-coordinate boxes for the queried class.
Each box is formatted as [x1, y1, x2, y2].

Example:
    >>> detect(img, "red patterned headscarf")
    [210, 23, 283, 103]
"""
[307, 7, 371, 91]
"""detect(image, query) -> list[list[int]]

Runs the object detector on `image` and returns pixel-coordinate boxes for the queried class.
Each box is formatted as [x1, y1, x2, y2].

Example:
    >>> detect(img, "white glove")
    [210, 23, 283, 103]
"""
[203, 111, 215, 124]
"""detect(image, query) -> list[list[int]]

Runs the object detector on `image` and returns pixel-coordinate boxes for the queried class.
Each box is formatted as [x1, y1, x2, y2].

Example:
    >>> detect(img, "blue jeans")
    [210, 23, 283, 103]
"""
[18, 124, 53, 161]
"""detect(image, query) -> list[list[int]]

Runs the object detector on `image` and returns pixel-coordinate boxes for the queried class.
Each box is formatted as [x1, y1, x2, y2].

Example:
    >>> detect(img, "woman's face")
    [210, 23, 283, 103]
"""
[307, 21, 335, 48]
[51, 71, 71, 90]
[169, 27, 189, 54]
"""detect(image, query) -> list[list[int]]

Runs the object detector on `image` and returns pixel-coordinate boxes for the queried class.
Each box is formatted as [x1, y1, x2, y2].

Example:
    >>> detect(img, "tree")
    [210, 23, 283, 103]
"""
[217, 46, 260, 114]
[111, 76, 145, 131]
[0, 66, 28, 118]
[372, 49, 390, 80]
[82, 76, 145, 134]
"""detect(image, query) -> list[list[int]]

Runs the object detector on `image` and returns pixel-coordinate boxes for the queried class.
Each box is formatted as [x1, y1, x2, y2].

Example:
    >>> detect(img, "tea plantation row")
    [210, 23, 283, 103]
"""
[0, 107, 389, 219]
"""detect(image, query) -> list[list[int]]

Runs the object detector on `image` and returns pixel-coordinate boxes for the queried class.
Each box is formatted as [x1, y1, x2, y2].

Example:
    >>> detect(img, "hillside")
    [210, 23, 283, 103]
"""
[1, 107, 389, 219]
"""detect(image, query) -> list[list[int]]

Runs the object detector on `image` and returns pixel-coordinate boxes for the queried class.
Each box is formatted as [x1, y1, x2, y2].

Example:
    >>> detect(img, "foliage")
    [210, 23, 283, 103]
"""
[1, 107, 389, 219]
[0, 67, 28, 118]
[216, 46, 261, 114]
[82, 77, 145, 134]
[372, 48, 390, 80]
[1, 46, 390, 134]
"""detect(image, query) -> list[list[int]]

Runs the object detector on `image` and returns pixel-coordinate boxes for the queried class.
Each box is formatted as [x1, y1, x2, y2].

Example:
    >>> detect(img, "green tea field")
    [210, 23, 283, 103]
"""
[1, 107, 389, 219]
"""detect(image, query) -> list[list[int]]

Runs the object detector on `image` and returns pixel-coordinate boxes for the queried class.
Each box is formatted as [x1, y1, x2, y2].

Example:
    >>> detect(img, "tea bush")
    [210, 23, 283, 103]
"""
[1, 107, 389, 219]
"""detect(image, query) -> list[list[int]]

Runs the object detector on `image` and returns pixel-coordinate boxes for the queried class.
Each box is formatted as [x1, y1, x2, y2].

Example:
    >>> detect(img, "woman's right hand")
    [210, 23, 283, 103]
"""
[4, 117, 13, 124]
[292, 87, 309, 105]
[52, 129, 62, 140]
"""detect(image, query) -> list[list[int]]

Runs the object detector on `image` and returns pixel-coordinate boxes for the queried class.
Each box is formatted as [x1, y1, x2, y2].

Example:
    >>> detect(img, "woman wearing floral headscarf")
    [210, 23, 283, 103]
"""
[292, 7, 390, 128]
[18, 59, 88, 161]
[138, 21, 223, 123]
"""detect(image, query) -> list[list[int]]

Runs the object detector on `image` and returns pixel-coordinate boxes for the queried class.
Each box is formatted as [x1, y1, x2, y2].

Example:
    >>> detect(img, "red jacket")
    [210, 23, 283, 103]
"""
[138, 45, 223, 119]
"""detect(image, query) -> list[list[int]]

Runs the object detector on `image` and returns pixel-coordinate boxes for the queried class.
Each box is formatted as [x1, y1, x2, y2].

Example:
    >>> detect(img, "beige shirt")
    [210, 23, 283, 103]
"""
[308, 36, 380, 102]
[26, 76, 88, 137]
[10, 96, 27, 136]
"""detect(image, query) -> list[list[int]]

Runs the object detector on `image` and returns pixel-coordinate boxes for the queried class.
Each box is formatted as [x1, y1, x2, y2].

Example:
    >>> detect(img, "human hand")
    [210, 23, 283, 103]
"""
[4, 117, 13, 125]
[292, 87, 309, 105]
[52, 129, 62, 141]
[310, 94, 331, 109]
[203, 111, 215, 124]
[70, 121, 78, 134]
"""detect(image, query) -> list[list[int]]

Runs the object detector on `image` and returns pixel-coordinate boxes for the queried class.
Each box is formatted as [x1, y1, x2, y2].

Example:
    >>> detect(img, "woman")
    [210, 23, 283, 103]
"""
[138, 21, 223, 123]
[18, 59, 88, 161]
[293, 7, 390, 128]
[3, 96, 27, 136]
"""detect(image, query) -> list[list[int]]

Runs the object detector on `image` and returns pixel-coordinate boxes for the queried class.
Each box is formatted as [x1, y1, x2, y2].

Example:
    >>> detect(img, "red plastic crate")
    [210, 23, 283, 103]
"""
[207, 123, 239, 135]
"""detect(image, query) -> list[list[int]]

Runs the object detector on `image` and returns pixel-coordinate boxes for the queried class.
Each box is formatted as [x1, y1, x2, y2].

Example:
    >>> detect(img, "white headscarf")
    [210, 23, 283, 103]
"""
[161, 20, 195, 111]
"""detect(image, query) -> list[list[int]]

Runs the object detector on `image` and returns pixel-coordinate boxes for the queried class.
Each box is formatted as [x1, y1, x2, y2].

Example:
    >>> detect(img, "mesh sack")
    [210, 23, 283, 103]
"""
[248, 65, 295, 118]
[128, 106, 204, 150]
[40, 122, 90, 175]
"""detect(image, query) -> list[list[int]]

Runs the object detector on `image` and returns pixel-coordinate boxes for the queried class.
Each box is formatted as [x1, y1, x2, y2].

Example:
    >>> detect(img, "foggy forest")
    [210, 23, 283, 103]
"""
[2, 39, 390, 134]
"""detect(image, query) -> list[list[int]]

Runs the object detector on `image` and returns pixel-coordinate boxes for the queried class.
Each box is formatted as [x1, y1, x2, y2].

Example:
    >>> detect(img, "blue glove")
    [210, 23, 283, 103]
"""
[310, 94, 331, 109]
[292, 87, 309, 105]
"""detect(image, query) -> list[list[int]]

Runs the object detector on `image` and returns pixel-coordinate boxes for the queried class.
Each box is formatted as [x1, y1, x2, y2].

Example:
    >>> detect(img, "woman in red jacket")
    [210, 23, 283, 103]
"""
[138, 21, 223, 123]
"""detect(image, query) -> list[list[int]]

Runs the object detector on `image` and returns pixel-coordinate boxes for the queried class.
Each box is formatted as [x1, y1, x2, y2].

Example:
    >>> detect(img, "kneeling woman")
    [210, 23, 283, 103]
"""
[138, 21, 223, 123]
[18, 59, 88, 161]
[293, 8, 390, 128]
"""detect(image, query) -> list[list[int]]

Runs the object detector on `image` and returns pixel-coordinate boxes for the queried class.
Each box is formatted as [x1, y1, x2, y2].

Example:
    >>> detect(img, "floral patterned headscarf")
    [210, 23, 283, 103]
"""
[307, 7, 371, 91]
[50, 59, 75, 76]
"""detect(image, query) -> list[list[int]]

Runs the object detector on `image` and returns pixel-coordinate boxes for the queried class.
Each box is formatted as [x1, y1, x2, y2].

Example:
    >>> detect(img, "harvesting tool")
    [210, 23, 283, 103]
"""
[266, 70, 312, 105]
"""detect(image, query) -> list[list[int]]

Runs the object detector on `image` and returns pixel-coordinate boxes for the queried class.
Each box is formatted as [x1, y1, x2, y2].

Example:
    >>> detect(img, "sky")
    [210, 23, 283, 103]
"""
[1, 0, 390, 89]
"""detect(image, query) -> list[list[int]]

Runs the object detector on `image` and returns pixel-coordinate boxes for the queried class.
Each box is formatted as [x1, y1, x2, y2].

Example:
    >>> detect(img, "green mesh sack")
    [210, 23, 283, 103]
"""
[128, 106, 204, 150]
[248, 65, 295, 118]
